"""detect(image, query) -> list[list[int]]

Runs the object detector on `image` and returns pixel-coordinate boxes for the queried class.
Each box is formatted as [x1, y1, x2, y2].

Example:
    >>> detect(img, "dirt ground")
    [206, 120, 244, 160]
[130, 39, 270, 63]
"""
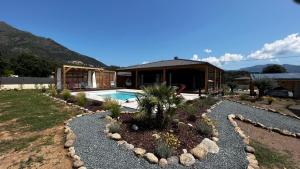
[0, 125, 72, 169]
[237, 120, 300, 169]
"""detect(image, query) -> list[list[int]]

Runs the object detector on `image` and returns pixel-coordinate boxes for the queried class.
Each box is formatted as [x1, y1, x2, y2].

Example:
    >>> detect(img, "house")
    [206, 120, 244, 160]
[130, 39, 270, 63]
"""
[56, 65, 116, 90]
[117, 57, 224, 94]
[250, 73, 300, 99]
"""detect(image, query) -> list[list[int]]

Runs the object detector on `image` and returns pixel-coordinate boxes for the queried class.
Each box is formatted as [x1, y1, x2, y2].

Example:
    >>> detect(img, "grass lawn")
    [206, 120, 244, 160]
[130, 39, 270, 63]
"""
[250, 140, 297, 169]
[0, 90, 79, 157]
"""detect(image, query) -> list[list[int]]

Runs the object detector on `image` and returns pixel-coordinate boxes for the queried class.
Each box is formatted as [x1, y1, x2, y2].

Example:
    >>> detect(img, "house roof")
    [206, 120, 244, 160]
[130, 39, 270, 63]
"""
[0, 77, 54, 84]
[250, 73, 300, 81]
[118, 58, 222, 71]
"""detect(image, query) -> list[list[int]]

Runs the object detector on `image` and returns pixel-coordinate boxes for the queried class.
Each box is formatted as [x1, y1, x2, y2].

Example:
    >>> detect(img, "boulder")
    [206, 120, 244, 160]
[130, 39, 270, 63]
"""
[197, 138, 219, 154]
[124, 143, 134, 150]
[179, 153, 195, 166]
[144, 153, 158, 163]
[78, 167, 87, 169]
[245, 146, 255, 153]
[64, 139, 75, 148]
[110, 133, 121, 140]
[191, 146, 208, 160]
[66, 132, 76, 141]
[133, 148, 146, 156]
[131, 124, 139, 131]
[117, 140, 127, 145]
[167, 156, 179, 165]
[73, 160, 84, 168]
[159, 158, 168, 168]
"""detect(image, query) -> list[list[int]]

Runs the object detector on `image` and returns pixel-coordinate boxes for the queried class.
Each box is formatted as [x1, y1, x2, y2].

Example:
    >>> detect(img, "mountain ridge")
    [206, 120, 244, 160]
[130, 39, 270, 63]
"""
[239, 64, 300, 73]
[0, 21, 106, 67]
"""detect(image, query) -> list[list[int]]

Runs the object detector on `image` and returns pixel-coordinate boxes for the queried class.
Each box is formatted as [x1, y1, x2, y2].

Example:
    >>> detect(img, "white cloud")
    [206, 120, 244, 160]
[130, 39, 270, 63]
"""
[192, 53, 243, 66]
[248, 33, 300, 59]
[204, 49, 212, 53]
[142, 61, 149, 64]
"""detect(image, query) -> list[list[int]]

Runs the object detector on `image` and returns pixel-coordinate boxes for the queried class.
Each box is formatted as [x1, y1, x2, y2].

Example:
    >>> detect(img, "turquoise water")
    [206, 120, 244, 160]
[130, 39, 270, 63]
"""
[99, 91, 139, 101]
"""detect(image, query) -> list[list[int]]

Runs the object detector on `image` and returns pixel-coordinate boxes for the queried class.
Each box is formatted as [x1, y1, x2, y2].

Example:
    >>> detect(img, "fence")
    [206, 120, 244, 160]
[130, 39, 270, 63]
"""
[0, 77, 54, 90]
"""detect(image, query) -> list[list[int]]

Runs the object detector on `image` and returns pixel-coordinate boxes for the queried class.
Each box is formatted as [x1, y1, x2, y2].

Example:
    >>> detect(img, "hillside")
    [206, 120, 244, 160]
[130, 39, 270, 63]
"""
[240, 64, 300, 73]
[0, 21, 106, 67]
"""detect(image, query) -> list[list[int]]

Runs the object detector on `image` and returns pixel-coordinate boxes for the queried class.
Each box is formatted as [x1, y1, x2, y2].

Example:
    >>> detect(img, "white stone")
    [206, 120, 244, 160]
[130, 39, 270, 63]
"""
[124, 143, 134, 150]
[159, 158, 168, 168]
[167, 156, 179, 164]
[110, 133, 121, 140]
[133, 148, 146, 156]
[144, 153, 158, 163]
[191, 146, 208, 160]
[179, 153, 195, 166]
[73, 160, 84, 168]
[197, 138, 219, 154]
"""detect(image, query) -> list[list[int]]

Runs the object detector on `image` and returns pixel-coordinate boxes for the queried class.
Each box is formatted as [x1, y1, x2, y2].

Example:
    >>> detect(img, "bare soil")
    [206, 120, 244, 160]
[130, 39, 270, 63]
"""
[236, 120, 300, 169]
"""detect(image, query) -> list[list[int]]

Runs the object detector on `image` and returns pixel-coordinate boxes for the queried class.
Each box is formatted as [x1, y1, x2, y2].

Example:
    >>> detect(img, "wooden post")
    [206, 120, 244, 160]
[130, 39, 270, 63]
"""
[135, 70, 138, 89]
[163, 69, 166, 84]
[214, 68, 217, 90]
[63, 67, 66, 89]
[205, 66, 208, 93]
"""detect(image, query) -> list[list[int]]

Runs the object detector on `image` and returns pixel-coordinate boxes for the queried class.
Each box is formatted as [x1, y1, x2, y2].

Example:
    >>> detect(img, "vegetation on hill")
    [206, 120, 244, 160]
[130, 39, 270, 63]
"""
[262, 64, 287, 73]
[0, 21, 107, 75]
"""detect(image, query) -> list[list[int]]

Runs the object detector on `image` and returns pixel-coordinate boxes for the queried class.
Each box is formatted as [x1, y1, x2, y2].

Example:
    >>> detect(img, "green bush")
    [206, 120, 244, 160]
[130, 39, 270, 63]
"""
[239, 94, 248, 101]
[194, 96, 218, 109]
[76, 92, 87, 106]
[195, 118, 213, 137]
[61, 89, 71, 100]
[185, 104, 198, 121]
[103, 97, 121, 118]
[108, 121, 121, 133]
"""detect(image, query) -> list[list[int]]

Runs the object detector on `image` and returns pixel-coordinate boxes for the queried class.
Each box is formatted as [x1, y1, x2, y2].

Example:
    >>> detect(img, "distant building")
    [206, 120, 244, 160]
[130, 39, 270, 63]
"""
[117, 57, 224, 94]
[250, 73, 300, 99]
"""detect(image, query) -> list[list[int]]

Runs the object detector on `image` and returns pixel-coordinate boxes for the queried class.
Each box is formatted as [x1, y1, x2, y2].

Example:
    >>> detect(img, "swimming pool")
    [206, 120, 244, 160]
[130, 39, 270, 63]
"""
[98, 91, 139, 101]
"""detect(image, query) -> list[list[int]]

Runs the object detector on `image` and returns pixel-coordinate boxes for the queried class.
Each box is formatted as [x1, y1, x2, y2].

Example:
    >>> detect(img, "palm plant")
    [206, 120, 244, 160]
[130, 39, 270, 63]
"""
[136, 83, 183, 129]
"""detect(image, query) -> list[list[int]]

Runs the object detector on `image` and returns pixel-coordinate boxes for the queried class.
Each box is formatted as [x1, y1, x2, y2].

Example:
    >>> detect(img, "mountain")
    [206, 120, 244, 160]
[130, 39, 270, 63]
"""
[240, 64, 300, 73]
[0, 21, 106, 67]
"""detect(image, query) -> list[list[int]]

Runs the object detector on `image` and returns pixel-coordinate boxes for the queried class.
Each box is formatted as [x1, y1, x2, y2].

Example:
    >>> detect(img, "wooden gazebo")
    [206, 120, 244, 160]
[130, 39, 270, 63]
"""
[56, 65, 116, 90]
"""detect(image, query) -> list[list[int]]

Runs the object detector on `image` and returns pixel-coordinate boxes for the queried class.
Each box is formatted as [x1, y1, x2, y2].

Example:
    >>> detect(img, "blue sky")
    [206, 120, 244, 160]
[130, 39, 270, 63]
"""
[1, 0, 300, 70]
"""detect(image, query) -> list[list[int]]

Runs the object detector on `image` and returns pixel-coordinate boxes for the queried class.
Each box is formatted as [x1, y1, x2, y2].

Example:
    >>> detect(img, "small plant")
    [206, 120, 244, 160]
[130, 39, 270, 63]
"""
[61, 89, 71, 100]
[103, 97, 121, 118]
[155, 132, 180, 158]
[49, 86, 57, 96]
[265, 96, 275, 105]
[185, 104, 198, 121]
[239, 94, 248, 101]
[195, 118, 213, 137]
[108, 121, 121, 133]
[76, 92, 87, 106]
[194, 96, 218, 109]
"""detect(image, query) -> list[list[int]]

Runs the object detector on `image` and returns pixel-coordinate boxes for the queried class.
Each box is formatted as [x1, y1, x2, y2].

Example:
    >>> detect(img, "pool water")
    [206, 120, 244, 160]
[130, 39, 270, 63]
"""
[99, 92, 139, 101]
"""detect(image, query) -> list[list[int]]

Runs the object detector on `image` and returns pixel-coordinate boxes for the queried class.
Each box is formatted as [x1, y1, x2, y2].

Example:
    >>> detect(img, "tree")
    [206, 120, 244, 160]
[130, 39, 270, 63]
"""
[294, 0, 300, 4]
[262, 65, 287, 73]
[9, 53, 53, 77]
[254, 78, 276, 97]
[0, 58, 7, 76]
[227, 82, 238, 93]
[137, 83, 183, 129]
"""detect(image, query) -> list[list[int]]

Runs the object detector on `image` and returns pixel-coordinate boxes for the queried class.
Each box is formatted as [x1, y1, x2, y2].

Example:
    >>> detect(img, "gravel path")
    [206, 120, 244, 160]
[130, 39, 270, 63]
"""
[69, 104, 249, 169]
[221, 100, 300, 133]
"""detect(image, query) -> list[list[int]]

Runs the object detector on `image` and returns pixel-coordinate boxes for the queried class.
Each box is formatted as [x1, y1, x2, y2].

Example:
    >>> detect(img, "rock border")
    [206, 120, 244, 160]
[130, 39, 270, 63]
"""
[43, 93, 106, 169]
[105, 100, 222, 167]
[227, 114, 260, 169]
[225, 97, 300, 121]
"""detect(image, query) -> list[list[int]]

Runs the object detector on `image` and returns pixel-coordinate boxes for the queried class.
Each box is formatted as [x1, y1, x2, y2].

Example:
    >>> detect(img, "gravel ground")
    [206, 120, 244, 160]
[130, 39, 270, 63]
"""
[222, 100, 300, 133]
[69, 103, 249, 169]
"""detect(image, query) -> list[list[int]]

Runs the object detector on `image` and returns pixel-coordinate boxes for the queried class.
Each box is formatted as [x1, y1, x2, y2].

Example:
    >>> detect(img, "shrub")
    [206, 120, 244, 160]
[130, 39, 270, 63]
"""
[108, 121, 121, 133]
[239, 94, 248, 101]
[137, 84, 183, 129]
[194, 96, 218, 109]
[49, 86, 57, 97]
[265, 96, 275, 105]
[76, 92, 87, 106]
[103, 97, 121, 118]
[254, 78, 277, 97]
[155, 132, 180, 158]
[195, 118, 213, 137]
[61, 89, 71, 100]
[185, 104, 198, 121]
